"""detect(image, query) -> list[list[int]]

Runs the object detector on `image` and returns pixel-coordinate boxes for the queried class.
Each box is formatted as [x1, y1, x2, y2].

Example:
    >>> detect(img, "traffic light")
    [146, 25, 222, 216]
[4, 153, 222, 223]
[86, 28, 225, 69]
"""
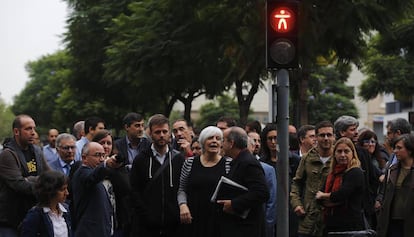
[266, 0, 299, 69]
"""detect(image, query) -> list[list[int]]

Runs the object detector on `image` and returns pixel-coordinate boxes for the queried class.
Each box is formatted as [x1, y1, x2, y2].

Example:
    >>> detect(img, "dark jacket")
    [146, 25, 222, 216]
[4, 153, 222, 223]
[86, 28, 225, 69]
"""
[218, 149, 269, 237]
[130, 146, 184, 236]
[71, 164, 114, 237]
[114, 136, 151, 166]
[20, 205, 73, 237]
[0, 139, 49, 228]
[321, 167, 365, 233]
[376, 163, 414, 237]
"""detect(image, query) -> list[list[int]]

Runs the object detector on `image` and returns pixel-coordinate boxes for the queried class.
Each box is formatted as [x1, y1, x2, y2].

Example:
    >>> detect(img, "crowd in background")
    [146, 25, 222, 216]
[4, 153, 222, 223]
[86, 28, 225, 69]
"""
[0, 113, 413, 237]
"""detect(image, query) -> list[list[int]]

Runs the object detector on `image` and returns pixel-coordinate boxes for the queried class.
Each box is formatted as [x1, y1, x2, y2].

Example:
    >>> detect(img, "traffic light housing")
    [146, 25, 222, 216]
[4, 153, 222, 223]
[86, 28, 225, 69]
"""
[266, 0, 299, 69]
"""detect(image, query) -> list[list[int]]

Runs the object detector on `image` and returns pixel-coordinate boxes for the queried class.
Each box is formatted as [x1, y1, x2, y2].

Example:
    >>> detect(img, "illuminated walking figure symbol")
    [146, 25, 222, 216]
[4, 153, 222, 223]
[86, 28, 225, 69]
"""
[275, 9, 291, 31]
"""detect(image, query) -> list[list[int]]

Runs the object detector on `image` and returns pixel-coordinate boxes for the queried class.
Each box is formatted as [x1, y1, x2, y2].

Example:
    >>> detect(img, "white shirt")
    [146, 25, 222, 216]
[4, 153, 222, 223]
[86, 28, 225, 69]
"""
[43, 203, 68, 237]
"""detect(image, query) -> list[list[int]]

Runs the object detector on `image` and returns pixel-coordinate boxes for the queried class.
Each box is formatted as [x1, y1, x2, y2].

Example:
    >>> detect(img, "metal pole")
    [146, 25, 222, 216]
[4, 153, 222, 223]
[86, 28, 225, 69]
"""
[276, 69, 289, 237]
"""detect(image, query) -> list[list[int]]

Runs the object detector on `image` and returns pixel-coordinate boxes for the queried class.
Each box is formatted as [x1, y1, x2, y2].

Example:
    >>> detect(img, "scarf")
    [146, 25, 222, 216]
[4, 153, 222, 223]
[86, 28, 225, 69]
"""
[325, 164, 347, 193]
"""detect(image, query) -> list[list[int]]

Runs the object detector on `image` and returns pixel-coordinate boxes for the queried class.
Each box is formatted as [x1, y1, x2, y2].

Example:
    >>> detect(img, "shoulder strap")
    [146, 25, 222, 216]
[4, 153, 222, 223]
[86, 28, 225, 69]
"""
[146, 151, 174, 189]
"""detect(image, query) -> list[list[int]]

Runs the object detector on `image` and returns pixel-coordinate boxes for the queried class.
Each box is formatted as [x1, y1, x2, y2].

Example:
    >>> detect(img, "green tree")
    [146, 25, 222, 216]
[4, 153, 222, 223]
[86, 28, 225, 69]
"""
[11, 51, 74, 130]
[359, 17, 414, 101]
[293, 0, 414, 125]
[307, 64, 358, 124]
[196, 95, 240, 129]
[105, 0, 231, 120]
[0, 98, 14, 143]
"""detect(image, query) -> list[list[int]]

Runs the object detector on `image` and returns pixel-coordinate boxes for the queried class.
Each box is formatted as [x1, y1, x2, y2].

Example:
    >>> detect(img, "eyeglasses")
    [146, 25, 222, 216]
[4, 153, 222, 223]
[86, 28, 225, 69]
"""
[87, 152, 106, 158]
[267, 136, 277, 141]
[317, 133, 333, 138]
[363, 139, 376, 145]
[60, 145, 76, 151]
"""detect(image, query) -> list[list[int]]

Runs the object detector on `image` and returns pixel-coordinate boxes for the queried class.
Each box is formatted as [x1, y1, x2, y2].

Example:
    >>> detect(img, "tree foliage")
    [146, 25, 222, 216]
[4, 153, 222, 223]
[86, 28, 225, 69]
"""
[307, 65, 359, 124]
[0, 98, 14, 143]
[359, 15, 414, 101]
[11, 51, 74, 130]
[196, 95, 240, 129]
[11, 0, 414, 129]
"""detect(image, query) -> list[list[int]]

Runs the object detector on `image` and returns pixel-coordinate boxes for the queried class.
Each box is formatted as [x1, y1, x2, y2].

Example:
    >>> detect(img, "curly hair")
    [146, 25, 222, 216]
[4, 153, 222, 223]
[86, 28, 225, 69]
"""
[36, 170, 68, 206]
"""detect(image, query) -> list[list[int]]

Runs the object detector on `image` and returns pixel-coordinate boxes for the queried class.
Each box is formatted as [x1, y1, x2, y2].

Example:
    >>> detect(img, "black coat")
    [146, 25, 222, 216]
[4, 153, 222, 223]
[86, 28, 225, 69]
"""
[218, 149, 269, 237]
[322, 167, 365, 233]
[130, 147, 184, 236]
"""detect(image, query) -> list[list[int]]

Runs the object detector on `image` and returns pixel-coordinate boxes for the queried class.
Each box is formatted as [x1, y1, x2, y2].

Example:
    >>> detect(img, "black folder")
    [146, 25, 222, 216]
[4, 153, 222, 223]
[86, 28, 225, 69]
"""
[210, 176, 250, 218]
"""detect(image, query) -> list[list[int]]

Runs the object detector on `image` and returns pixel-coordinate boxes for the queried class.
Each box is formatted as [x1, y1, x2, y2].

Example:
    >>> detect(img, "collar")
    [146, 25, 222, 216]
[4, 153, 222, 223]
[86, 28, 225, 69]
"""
[151, 144, 169, 157]
[58, 157, 73, 168]
[43, 203, 68, 214]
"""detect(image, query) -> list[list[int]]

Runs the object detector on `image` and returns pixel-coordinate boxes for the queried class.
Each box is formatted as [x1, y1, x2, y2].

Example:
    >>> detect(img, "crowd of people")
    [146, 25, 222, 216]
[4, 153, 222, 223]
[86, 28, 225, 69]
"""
[0, 113, 412, 237]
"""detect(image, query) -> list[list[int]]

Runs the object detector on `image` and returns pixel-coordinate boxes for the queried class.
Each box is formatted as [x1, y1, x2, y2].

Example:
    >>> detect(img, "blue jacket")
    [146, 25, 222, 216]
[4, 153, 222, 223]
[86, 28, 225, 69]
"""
[71, 165, 114, 237]
[261, 162, 277, 237]
[20, 205, 72, 237]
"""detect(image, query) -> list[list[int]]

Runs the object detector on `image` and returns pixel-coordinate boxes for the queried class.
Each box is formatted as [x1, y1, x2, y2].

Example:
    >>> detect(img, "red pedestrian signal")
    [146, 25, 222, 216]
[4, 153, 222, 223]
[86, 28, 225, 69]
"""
[266, 1, 299, 69]
[270, 7, 295, 33]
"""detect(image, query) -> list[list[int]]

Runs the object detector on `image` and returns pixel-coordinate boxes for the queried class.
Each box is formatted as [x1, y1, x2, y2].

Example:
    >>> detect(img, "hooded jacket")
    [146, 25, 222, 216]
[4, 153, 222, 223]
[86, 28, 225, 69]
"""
[130, 145, 184, 236]
[0, 139, 49, 228]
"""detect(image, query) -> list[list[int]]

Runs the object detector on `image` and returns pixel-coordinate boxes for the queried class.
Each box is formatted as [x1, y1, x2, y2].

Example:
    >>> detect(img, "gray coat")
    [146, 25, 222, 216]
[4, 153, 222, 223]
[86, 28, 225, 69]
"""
[376, 163, 414, 237]
[0, 139, 49, 228]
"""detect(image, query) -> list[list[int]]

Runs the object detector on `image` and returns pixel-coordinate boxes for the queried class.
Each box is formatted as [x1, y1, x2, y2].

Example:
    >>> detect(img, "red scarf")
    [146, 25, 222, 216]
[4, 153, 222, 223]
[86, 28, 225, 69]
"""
[323, 164, 348, 219]
[325, 164, 347, 193]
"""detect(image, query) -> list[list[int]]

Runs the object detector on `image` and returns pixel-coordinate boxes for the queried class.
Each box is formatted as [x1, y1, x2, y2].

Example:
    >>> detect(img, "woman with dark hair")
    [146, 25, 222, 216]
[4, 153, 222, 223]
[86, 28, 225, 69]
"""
[259, 123, 300, 177]
[20, 170, 72, 237]
[316, 137, 366, 234]
[259, 123, 300, 236]
[377, 134, 414, 237]
[357, 130, 389, 171]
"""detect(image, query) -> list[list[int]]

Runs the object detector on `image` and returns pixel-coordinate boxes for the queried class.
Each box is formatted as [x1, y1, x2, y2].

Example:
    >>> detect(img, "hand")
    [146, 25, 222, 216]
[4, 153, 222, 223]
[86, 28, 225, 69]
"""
[105, 156, 122, 169]
[374, 200, 382, 211]
[217, 200, 234, 214]
[179, 204, 192, 224]
[178, 139, 191, 153]
[379, 174, 385, 183]
[294, 206, 306, 216]
[315, 191, 325, 200]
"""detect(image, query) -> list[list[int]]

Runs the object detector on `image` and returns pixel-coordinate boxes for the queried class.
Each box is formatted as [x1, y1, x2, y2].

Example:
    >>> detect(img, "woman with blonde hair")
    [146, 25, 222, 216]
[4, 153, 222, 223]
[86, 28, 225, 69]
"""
[316, 137, 366, 234]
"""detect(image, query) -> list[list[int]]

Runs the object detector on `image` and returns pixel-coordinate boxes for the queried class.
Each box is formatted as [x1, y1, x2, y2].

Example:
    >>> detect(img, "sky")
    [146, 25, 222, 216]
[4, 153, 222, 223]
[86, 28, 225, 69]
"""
[0, 0, 68, 105]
